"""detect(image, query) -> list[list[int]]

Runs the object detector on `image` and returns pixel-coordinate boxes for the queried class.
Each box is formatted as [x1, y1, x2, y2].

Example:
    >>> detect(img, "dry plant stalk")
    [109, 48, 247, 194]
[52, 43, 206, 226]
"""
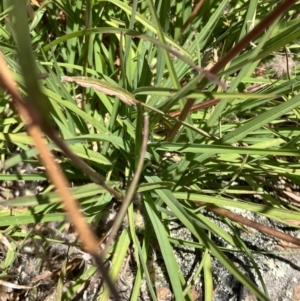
[198, 202, 300, 247]
[180, 0, 205, 37]
[0, 52, 120, 300]
[101, 114, 149, 260]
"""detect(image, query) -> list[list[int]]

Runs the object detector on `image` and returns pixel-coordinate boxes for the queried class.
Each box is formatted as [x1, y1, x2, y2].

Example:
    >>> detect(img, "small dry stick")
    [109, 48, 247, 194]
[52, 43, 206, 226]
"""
[205, 203, 300, 247]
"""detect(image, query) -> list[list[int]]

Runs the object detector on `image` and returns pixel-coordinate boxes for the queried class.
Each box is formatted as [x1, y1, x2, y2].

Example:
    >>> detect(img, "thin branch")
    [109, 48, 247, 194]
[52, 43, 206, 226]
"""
[207, 204, 300, 247]
[101, 114, 149, 259]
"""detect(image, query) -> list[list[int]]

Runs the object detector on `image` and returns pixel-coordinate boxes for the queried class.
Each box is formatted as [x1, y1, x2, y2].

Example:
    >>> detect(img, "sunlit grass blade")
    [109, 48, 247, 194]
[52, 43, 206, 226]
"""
[144, 194, 185, 301]
[98, 228, 130, 300]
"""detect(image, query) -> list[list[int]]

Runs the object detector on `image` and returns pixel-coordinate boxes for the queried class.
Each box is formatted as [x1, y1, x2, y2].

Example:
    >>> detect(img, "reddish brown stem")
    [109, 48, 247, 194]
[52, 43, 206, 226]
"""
[207, 204, 300, 247]
[168, 0, 297, 140]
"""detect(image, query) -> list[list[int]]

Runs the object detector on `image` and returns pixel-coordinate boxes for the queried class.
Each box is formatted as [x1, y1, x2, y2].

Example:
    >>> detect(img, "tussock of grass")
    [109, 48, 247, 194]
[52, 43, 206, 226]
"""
[0, 0, 300, 300]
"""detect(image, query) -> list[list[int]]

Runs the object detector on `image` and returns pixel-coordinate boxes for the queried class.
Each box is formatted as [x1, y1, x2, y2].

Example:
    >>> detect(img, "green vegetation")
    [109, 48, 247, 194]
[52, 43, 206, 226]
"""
[1, 0, 300, 300]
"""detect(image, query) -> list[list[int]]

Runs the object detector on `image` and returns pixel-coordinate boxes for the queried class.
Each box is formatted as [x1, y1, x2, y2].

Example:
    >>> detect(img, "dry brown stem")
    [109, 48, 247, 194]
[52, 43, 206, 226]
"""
[0, 52, 120, 300]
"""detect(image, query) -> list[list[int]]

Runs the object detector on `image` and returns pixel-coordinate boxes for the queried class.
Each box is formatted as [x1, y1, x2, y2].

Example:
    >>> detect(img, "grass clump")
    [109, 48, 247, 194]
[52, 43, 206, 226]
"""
[0, 0, 300, 300]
